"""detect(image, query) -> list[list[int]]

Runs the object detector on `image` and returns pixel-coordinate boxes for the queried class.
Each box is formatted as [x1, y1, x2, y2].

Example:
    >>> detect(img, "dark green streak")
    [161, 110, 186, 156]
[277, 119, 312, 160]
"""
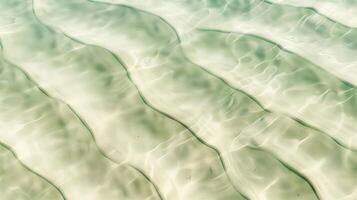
[246, 145, 321, 200]
[0, 141, 67, 200]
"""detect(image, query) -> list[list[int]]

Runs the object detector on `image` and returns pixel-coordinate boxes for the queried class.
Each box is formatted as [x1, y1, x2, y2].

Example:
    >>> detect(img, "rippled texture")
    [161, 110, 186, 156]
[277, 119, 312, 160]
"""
[1, 0, 357, 199]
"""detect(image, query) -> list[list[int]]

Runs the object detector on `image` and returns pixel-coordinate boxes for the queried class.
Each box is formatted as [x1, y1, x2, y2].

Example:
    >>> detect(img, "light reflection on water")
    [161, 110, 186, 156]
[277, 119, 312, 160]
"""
[0, 0, 356, 199]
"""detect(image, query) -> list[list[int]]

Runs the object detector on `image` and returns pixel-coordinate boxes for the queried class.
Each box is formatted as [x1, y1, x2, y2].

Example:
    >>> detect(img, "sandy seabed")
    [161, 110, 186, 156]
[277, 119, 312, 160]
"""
[0, 0, 357, 199]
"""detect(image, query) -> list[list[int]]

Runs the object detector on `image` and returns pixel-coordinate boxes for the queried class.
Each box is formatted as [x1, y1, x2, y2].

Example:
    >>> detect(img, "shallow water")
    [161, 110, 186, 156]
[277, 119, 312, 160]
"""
[0, 0, 357, 199]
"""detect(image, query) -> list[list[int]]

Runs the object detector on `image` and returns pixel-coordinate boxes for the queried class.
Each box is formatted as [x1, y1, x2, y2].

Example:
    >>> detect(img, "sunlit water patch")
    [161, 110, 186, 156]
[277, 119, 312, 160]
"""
[1, 0, 357, 199]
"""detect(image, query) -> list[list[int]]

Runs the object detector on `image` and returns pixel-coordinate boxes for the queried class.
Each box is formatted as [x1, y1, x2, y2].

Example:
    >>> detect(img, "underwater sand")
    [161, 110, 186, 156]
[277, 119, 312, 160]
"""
[0, 0, 357, 199]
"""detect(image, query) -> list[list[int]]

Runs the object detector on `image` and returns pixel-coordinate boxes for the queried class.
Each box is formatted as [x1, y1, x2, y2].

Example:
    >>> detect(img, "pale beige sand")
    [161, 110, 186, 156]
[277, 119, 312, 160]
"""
[0, 0, 356, 199]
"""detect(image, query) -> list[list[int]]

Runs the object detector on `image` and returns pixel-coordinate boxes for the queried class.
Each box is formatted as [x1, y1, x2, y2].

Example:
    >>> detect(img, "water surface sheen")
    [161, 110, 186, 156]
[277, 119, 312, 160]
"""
[1, 0, 357, 199]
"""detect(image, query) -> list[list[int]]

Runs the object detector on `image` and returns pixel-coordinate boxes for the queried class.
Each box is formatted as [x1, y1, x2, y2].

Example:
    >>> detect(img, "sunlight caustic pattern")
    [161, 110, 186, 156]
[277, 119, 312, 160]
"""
[0, 0, 357, 199]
